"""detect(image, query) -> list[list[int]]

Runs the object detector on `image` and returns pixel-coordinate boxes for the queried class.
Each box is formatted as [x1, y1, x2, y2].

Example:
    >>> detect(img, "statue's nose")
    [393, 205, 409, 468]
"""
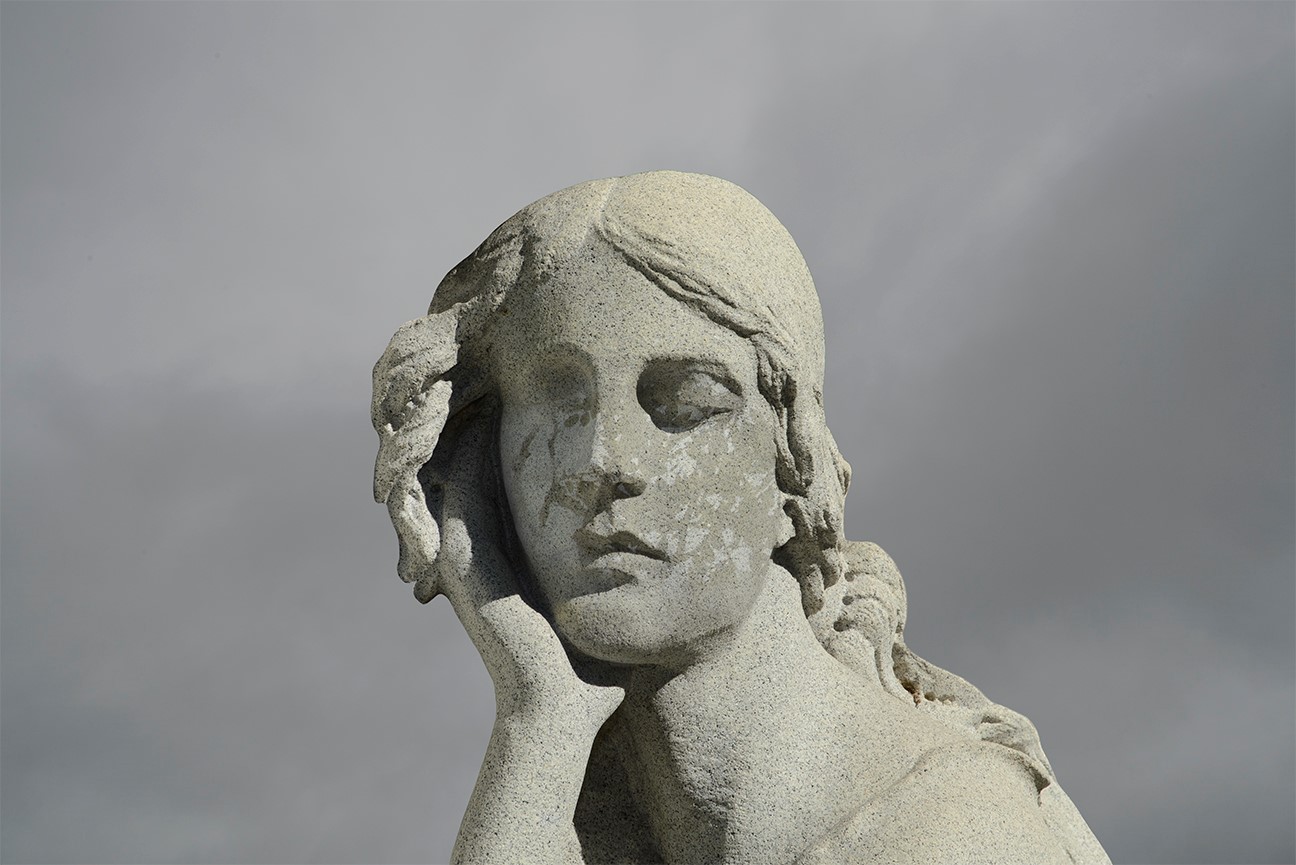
[587, 406, 647, 502]
[612, 478, 645, 499]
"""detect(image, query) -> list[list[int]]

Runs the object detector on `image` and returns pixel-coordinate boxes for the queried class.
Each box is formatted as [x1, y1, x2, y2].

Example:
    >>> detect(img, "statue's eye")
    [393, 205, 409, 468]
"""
[638, 361, 743, 433]
[524, 352, 592, 422]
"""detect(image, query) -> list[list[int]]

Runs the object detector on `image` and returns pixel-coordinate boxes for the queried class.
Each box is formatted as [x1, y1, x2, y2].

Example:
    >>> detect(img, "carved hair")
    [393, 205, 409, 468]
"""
[373, 171, 1056, 783]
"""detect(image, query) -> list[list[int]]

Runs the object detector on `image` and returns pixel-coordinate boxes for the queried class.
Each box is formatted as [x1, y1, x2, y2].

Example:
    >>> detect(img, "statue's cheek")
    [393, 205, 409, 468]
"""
[500, 418, 555, 527]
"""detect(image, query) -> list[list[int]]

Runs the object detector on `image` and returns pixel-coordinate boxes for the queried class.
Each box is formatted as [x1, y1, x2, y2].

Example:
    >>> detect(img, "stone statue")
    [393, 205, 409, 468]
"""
[371, 171, 1110, 864]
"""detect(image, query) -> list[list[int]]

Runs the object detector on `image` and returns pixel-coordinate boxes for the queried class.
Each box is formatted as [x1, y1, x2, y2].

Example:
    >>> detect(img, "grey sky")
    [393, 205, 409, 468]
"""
[2, 3, 1292, 863]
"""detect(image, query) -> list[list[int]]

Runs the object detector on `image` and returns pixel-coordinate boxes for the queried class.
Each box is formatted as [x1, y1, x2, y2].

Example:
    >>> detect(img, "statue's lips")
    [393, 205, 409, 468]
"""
[588, 550, 667, 571]
[584, 550, 669, 584]
[573, 527, 669, 563]
[562, 527, 670, 595]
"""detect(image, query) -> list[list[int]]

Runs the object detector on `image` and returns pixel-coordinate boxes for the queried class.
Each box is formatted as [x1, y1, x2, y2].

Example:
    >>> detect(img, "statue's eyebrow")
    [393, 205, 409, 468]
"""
[526, 339, 595, 370]
[513, 340, 597, 393]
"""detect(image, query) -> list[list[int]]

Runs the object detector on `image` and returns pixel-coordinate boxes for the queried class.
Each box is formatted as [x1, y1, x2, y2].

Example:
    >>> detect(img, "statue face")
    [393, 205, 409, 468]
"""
[491, 242, 791, 667]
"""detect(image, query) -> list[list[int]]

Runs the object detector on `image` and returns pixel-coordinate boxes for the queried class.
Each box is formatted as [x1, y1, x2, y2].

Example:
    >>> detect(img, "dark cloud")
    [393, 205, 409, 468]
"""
[2, 3, 1291, 863]
[1, 372, 494, 863]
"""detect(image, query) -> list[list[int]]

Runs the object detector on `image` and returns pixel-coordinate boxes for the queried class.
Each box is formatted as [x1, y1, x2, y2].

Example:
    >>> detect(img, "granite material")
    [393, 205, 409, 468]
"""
[372, 171, 1110, 864]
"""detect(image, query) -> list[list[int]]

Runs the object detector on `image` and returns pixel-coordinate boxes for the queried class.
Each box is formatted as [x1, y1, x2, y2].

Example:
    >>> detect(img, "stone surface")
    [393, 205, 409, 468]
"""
[372, 171, 1110, 864]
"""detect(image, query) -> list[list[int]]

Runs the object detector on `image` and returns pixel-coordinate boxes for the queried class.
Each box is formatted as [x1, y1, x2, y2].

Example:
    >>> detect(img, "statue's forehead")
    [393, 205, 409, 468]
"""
[490, 244, 753, 372]
[440, 170, 828, 383]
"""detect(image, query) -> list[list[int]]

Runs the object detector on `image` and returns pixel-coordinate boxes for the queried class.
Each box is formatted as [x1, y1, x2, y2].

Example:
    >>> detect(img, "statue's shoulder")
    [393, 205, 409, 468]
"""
[798, 739, 1110, 865]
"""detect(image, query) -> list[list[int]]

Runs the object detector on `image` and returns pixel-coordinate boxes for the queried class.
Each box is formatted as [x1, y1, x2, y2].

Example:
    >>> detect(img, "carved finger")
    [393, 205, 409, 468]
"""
[382, 477, 442, 602]
[372, 314, 459, 429]
[373, 380, 453, 503]
[373, 313, 458, 380]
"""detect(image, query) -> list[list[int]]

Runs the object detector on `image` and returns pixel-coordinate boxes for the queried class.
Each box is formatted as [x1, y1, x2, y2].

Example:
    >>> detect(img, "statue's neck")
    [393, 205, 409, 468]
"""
[617, 567, 893, 865]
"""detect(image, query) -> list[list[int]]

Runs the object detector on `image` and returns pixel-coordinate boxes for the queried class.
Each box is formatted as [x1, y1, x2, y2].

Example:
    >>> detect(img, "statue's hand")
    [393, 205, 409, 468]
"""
[376, 325, 618, 861]
[373, 313, 459, 601]
[418, 409, 626, 735]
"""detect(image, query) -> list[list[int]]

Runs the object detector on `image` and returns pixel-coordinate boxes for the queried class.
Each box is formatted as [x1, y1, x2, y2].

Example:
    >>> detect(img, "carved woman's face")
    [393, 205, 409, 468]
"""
[490, 242, 792, 667]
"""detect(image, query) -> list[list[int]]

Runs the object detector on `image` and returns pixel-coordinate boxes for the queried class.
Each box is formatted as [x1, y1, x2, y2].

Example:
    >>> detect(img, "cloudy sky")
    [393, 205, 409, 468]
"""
[2, 3, 1292, 863]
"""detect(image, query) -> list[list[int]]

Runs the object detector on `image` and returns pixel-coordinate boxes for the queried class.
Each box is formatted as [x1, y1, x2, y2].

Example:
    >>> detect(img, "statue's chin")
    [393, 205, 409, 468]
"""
[553, 592, 683, 667]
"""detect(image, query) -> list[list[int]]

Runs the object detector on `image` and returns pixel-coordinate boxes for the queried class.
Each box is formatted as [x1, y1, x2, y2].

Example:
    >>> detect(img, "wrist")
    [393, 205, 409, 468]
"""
[495, 694, 607, 747]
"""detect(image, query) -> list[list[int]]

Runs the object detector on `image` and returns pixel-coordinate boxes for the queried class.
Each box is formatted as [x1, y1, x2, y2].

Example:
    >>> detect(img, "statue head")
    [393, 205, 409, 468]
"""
[440, 171, 850, 622]
[379, 172, 853, 627]
[372, 171, 1055, 777]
